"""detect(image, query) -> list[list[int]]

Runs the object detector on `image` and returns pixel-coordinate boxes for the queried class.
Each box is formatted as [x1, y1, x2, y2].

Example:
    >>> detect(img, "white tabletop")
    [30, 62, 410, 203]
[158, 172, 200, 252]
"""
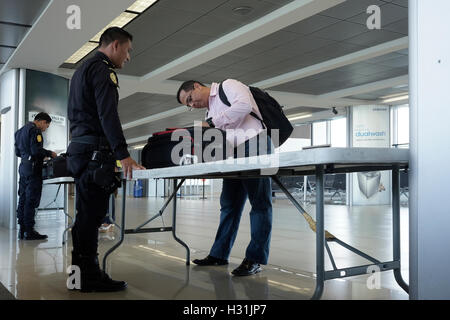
[132, 148, 409, 180]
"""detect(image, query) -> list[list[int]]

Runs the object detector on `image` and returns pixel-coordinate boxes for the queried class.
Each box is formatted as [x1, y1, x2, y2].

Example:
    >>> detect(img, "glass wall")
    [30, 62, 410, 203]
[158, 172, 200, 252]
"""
[275, 123, 311, 153]
[391, 104, 410, 148]
[397, 105, 410, 146]
[312, 121, 327, 146]
[312, 118, 347, 147]
[330, 117, 347, 147]
[391, 104, 409, 204]
[293, 117, 348, 204]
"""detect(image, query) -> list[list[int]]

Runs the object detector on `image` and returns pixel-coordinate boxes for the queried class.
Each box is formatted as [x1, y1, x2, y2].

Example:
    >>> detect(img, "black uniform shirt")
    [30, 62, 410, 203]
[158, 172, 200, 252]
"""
[14, 122, 52, 175]
[68, 51, 130, 160]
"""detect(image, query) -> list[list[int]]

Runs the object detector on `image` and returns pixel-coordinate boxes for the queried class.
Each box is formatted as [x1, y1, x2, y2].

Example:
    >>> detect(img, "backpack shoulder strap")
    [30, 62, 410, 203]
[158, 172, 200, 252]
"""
[218, 82, 231, 106]
[218, 82, 265, 128]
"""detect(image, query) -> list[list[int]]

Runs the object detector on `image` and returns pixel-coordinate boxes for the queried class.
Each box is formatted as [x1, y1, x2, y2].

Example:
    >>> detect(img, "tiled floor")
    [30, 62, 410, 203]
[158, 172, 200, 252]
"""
[0, 195, 410, 300]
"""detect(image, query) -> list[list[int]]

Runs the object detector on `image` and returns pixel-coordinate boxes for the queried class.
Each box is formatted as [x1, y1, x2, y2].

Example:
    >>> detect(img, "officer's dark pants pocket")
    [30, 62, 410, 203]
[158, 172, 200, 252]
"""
[66, 143, 90, 178]
[71, 169, 110, 256]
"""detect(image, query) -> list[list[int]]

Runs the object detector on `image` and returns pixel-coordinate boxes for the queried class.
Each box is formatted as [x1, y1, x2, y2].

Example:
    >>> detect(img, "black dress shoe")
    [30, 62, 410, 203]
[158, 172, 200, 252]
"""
[80, 272, 128, 293]
[69, 254, 127, 293]
[231, 258, 261, 276]
[23, 229, 48, 240]
[193, 255, 228, 266]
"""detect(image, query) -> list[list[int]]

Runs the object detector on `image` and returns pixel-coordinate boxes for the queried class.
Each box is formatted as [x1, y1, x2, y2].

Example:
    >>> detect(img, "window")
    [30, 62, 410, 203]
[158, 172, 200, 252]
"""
[391, 104, 409, 148]
[275, 123, 311, 153]
[397, 105, 409, 145]
[330, 117, 347, 147]
[313, 121, 327, 146]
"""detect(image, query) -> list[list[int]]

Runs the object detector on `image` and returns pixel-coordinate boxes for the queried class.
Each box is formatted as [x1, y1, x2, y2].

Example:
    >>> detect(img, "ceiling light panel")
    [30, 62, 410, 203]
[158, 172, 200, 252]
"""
[65, 42, 98, 64]
[288, 114, 312, 121]
[127, 0, 158, 13]
[90, 12, 138, 42]
[383, 95, 409, 103]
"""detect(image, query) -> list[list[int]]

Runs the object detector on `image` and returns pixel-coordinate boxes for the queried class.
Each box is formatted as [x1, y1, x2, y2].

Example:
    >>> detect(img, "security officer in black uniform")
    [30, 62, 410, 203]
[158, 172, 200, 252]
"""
[15, 112, 57, 240]
[67, 27, 144, 292]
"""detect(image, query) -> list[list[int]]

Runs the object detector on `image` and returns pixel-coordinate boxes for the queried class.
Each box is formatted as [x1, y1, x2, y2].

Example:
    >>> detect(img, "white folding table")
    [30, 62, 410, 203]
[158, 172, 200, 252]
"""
[103, 147, 409, 300]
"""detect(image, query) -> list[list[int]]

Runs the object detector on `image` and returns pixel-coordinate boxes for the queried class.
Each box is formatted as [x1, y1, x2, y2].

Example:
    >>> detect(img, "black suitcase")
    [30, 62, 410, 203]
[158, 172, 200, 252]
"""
[42, 154, 70, 179]
[142, 127, 229, 169]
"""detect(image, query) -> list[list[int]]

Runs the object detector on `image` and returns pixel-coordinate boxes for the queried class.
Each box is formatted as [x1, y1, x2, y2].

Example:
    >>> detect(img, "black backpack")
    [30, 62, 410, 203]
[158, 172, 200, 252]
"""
[218, 81, 293, 147]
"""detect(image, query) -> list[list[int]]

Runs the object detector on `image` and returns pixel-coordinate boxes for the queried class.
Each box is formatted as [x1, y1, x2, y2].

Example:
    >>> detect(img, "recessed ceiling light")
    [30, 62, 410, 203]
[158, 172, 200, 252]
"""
[65, 42, 98, 64]
[288, 113, 312, 121]
[382, 95, 409, 103]
[380, 92, 408, 100]
[90, 12, 138, 42]
[232, 6, 253, 16]
[127, 0, 158, 13]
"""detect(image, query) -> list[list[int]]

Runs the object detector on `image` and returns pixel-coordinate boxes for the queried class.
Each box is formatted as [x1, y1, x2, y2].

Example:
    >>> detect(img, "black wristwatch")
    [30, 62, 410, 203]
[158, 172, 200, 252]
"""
[206, 117, 215, 128]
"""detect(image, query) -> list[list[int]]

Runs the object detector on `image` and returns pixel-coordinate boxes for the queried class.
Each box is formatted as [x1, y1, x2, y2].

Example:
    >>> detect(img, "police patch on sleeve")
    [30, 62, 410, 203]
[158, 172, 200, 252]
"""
[110, 72, 118, 86]
[37, 134, 42, 143]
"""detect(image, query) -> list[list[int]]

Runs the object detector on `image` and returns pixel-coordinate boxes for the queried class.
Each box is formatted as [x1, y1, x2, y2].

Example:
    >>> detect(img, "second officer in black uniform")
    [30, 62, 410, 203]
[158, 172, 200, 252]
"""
[15, 112, 57, 240]
[67, 27, 144, 292]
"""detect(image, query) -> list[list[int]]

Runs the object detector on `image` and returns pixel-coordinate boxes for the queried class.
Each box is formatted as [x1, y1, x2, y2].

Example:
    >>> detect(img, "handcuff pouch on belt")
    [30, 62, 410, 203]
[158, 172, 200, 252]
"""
[88, 150, 121, 193]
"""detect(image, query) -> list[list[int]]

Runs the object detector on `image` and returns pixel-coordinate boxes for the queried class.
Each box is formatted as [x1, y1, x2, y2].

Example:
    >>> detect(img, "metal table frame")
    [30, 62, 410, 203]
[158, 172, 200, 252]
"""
[102, 148, 409, 299]
[42, 177, 75, 244]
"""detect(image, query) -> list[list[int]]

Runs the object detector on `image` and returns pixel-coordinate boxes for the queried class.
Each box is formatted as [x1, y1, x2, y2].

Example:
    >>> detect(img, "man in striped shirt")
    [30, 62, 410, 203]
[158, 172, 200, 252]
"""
[177, 79, 273, 276]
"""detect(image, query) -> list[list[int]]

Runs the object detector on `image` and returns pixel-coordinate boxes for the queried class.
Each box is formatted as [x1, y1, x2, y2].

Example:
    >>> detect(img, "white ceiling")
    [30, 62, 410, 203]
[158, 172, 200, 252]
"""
[0, 0, 409, 147]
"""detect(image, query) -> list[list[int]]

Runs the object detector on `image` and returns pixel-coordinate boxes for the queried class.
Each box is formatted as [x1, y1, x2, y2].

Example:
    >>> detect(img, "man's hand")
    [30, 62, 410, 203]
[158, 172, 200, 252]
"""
[120, 156, 145, 180]
[201, 121, 210, 127]
[51, 152, 57, 158]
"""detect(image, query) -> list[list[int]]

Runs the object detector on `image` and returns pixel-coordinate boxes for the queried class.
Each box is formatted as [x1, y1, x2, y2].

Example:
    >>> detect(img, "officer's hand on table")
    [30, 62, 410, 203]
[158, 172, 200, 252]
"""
[120, 157, 145, 180]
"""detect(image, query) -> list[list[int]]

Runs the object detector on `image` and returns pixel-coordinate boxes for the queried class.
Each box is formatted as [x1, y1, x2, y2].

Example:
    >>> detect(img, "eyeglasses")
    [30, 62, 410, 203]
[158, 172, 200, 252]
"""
[185, 87, 197, 109]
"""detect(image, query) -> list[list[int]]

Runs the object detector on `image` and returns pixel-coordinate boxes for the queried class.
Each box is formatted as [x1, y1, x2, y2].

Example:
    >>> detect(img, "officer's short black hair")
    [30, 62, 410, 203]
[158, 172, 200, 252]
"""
[99, 27, 133, 47]
[34, 112, 52, 123]
[176, 80, 206, 104]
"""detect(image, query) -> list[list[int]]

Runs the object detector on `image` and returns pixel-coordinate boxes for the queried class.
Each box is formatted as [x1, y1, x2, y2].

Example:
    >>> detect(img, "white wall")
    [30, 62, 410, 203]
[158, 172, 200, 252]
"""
[0, 69, 19, 229]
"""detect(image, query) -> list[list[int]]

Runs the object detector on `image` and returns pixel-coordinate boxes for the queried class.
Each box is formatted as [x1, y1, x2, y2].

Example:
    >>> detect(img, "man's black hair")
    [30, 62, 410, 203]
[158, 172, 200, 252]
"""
[99, 27, 133, 47]
[176, 80, 206, 104]
[34, 112, 52, 123]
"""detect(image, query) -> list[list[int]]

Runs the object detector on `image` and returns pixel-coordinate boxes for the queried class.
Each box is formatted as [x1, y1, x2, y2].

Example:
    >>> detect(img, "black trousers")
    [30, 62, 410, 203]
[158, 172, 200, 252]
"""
[71, 168, 110, 256]
[17, 174, 43, 230]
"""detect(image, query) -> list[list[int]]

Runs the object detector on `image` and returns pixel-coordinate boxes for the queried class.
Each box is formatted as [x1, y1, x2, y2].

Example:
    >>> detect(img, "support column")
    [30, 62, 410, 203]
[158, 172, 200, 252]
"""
[409, 0, 450, 299]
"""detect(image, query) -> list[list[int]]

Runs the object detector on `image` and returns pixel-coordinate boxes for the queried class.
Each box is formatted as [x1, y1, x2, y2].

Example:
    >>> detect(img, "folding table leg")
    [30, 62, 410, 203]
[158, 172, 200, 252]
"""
[392, 166, 409, 293]
[171, 179, 190, 265]
[63, 185, 76, 245]
[102, 180, 127, 272]
[311, 165, 325, 300]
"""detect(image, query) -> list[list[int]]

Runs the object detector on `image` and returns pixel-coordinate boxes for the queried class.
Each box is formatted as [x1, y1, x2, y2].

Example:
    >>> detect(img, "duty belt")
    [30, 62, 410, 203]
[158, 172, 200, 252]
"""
[71, 135, 110, 149]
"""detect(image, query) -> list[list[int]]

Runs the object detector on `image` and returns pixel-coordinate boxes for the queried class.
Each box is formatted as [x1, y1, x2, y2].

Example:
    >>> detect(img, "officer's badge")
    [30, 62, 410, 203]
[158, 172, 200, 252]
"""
[37, 135, 42, 143]
[110, 72, 118, 86]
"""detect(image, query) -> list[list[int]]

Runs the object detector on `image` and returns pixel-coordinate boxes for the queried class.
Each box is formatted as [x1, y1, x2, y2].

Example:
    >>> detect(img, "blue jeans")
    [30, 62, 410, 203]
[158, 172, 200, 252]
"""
[210, 135, 273, 264]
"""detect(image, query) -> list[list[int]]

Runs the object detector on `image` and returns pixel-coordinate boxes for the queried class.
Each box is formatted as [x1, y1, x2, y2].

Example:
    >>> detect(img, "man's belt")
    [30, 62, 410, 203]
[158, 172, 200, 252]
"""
[71, 135, 110, 149]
